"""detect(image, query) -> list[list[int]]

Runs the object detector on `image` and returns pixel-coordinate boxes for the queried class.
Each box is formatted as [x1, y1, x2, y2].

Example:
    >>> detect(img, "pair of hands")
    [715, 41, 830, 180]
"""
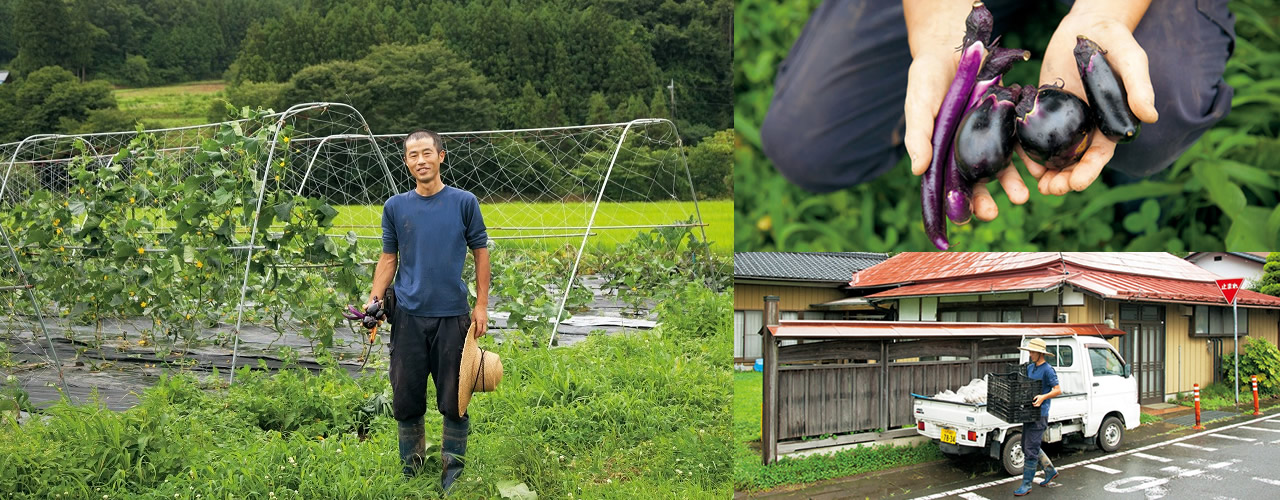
[904, 3, 1159, 222]
[363, 298, 489, 338]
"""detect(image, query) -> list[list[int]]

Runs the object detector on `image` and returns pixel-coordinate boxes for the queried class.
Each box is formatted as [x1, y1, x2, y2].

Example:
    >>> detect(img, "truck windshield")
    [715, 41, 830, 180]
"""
[1089, 347, 1125, 377]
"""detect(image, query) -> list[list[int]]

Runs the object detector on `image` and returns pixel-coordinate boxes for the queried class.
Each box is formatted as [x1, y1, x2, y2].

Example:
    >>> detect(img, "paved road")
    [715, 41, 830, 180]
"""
[914, 412, 1280, 500]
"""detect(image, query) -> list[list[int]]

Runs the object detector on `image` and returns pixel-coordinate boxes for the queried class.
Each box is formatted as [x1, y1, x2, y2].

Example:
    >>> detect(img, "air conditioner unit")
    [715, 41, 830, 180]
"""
[1057, 312, 1069, 323]
[1181, 305, 1194, 317]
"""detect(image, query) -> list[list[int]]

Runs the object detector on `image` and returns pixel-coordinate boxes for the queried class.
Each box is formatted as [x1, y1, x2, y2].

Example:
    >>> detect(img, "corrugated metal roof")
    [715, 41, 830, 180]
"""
[850, 253, 1059, 286]
[851, 252, 1221, 287]
[735, 252, 887, 282]
[1067, 270, 1280, 308]
[768, 320, 1124, 339]
[861, 263, 1280, 309]
[865, 268, 1066, 298]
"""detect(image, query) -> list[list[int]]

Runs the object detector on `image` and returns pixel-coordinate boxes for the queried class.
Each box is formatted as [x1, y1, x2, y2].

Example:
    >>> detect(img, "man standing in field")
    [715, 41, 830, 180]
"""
[368, 129, 490, 492]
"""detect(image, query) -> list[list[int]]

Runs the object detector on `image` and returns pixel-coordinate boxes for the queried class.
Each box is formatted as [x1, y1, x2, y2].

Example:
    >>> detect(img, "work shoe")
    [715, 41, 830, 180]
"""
[1013, 458, 1038, 496]
[441, 416, 470, 494]
[398, 417, 426, 478]
[1039, 465, 1058, 486]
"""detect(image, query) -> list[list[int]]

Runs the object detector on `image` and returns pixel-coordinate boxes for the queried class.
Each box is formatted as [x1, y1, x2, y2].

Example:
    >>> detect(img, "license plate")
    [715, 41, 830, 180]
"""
[941, 428, 956, 444]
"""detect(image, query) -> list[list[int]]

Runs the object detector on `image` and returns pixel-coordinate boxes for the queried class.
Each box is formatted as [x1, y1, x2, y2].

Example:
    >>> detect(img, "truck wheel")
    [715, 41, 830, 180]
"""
[1097, 416, 1124, 452]
[1001, 432, 1024, 476]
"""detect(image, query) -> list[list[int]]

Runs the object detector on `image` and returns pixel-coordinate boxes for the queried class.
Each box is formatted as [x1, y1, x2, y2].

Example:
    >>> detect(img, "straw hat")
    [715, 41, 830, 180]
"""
[457, 321, 502, 418]
[1017, 338, 1054, 357]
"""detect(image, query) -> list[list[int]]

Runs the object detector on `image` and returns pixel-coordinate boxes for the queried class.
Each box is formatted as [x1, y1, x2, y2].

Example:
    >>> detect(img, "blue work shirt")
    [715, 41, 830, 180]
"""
[1026, 361, 1059, 417]
[381, 186, 488, 317]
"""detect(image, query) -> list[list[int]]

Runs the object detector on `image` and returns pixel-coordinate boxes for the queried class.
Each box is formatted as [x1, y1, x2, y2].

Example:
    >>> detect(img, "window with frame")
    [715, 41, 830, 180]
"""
[1046, 345, 1073, 367]
[1088, 347, 1125, 377]
[1193, 305, 1249, 336]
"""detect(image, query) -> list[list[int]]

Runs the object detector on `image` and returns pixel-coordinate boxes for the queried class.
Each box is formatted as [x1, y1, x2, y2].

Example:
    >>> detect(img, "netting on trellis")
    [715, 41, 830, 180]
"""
[0, 103, 709, 398]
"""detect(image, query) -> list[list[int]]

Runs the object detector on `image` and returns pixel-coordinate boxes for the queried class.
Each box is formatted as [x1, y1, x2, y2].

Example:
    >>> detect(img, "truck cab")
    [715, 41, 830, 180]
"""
[912, 335, 1140, 475]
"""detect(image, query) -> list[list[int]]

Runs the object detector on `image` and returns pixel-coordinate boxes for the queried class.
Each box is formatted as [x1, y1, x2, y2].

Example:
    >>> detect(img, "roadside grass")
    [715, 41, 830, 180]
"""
[732, 371, 944, 492]
[1139, 413, 1164, 425]
[1169, 381, 1280, 414]
[0, 284, 733, 499]
[114, 80, 226, 129]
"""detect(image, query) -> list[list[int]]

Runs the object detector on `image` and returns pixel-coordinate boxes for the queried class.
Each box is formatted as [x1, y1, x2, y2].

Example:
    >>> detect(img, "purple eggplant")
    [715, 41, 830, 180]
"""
[1014, 84, 1094, 169]
[967, 47, 1031, 110]
[944, 152, 973, 225]
[1074, 36, 1140, 143]
[922, 1, 992, 250]
[954, 85, 1019, 182]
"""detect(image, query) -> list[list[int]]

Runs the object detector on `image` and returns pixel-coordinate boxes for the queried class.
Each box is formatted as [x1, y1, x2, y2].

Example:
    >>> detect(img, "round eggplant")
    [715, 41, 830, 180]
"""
[954, 87, 1018, 182]
[1075, 36, 1140, 143]
[1014, 85, 1094, 169]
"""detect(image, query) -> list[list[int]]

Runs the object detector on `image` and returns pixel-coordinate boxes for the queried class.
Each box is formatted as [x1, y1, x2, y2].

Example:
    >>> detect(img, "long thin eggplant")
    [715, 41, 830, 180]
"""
[1074, 36, 1140, 143]
[923, 1, 992, 249]
[924, 40, 986, 249]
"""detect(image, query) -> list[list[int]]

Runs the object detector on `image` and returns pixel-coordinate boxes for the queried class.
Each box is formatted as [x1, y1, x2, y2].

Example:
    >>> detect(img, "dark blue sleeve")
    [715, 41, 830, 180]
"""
[463, 193, 488, 250]
[1046, 365, 1060, 390]
[381, 197, 397, 254]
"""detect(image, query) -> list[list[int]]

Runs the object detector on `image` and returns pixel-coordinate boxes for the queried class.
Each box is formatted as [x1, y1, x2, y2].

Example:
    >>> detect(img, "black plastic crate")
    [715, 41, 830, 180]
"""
[987, 369, 1042, 423]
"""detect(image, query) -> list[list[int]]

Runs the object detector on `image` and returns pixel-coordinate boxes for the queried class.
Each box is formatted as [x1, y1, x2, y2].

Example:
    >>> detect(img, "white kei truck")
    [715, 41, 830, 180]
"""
[912, 336, 1141, 475]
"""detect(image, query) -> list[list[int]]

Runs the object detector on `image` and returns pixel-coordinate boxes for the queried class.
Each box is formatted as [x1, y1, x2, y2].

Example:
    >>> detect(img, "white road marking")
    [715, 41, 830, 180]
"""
[957, 493, 990, 500]
[1160, 465, 1205, 478]
[909, 413, 1280, 500]
[1240, 425, 1280, 433]
[1104, 476, 1169, 493]
[1208, 434, 1256, 442]
[1133, 452, 1171, 462]
[1252, 477, 1280, 486]
[1206, 460, 1238, 469]
[1272, 439, 1280, 445]
[1085, 464, 1122, 474]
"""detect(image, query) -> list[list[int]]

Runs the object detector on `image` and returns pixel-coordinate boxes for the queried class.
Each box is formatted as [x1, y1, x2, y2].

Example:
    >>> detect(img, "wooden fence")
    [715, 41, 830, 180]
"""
[775, 338, 1020, 440]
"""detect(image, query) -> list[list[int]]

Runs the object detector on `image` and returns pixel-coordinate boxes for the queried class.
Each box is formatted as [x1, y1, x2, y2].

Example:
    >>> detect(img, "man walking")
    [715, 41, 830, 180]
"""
[1015, 338, 1061, 496]
[368, 129, 490, 492]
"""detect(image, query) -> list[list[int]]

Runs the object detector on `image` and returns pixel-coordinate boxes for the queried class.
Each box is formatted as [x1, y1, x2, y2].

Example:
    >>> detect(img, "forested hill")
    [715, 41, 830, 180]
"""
[0, 0, 730, 141]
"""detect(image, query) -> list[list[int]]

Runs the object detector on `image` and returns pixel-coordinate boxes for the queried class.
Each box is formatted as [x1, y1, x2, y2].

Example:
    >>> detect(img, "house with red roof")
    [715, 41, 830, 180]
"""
[847, 252, 1280, 404]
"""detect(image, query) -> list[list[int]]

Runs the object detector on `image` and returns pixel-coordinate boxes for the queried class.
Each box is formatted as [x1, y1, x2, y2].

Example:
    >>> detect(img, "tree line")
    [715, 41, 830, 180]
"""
[0, 0, 731, 146]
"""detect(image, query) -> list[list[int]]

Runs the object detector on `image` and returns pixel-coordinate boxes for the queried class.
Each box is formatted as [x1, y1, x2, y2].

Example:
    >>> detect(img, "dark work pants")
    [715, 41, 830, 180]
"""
[390, 309, 471, 423]
[1022, 415, 1049, 462]
[761, 0, 1237, 193]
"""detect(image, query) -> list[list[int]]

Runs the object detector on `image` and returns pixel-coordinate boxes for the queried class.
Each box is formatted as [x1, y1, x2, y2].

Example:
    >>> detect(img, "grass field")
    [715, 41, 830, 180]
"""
[329, 200, 733, 254]
[114, 80, 225, 129]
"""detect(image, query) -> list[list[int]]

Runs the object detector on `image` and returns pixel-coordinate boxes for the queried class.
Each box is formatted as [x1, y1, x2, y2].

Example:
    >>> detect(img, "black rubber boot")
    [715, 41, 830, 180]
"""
[441, 416, 469, 494]
[398, 417, 425, 478]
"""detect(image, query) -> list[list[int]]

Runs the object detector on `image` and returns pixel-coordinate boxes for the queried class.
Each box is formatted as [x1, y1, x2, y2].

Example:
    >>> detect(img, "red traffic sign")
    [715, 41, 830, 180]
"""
[1216, 278, 1244, 304]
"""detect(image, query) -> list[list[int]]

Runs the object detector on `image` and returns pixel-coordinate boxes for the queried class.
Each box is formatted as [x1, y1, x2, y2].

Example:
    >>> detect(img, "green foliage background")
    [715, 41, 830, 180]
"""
[734, 0, 1280, 251]
[1221, 336, 1280, 395]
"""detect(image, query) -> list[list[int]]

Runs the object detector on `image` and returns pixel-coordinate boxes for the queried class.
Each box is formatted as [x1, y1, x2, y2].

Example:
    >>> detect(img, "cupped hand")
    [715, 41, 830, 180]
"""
[1020, 8, 1159, 195]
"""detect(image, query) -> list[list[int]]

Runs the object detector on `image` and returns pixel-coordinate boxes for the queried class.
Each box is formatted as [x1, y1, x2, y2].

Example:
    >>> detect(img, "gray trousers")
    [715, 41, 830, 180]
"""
[761, 0, 1237, 193]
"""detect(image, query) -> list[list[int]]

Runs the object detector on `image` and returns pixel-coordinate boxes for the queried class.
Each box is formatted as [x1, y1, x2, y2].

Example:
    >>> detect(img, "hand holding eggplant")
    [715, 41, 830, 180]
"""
[1019, 6, 1159, 196]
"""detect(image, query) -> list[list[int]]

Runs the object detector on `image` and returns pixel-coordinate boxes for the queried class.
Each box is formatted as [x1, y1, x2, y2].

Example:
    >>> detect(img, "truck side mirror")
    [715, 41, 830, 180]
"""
[1123, 364, 1131, 378]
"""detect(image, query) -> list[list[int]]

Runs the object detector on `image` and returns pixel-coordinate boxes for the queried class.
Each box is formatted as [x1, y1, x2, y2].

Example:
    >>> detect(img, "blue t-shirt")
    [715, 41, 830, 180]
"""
[381, 186, 488, 317]
[1026, 361, 1060, 416]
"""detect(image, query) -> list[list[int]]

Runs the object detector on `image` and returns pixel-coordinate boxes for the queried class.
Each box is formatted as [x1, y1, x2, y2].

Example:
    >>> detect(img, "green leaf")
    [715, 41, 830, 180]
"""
[274, 201, 295, 222]
[1193, 163, 1246, 215]
[1076, 181, 1183, 221]
[496, 480, 537, 500]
